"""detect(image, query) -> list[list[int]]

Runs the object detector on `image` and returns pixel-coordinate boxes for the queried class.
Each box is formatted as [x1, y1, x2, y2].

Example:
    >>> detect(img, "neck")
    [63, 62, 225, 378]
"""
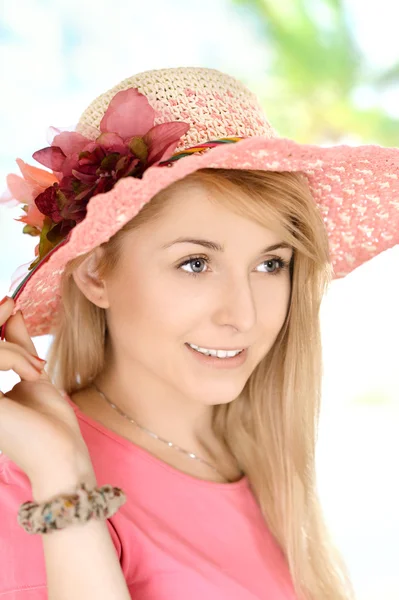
[92, 360, 219, 455]
[83, 345, 245, 484]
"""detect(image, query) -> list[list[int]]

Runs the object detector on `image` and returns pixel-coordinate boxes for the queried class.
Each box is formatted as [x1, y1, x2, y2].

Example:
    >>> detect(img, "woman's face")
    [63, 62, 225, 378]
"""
[102, 181, 293, 407]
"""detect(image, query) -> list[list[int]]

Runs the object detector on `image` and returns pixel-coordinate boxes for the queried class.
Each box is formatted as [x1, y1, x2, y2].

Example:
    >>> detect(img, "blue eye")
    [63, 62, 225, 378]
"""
[179, 257, 209, 277]
[258, 258, 289, 274]
[177, 256, 290, 278]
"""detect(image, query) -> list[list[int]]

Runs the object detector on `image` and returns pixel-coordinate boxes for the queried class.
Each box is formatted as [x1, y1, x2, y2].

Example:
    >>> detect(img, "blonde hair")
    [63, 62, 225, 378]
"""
[47, 169, 355, 600]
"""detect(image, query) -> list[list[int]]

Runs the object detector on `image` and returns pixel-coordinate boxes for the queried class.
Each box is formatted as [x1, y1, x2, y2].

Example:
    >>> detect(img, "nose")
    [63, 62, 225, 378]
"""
[212, 274, 257, 333]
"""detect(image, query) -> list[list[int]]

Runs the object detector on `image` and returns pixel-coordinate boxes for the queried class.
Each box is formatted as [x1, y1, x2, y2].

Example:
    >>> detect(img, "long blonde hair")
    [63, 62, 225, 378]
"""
[47, 168, 355, 600]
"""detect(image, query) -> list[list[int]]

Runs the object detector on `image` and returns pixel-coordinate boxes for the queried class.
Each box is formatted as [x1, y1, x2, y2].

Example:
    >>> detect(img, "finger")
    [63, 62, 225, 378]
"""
[0, 296, 47, 399]
[0, 339, 46, 371]
[4, 316, 50, 383]
[6, 312, 50, 383]
[5, 310, 39, 357]
[0, 296, 14, 338]
[0, 298, 15, 397]
[0, 344, 44, 382]
[0, 296, 13, 320]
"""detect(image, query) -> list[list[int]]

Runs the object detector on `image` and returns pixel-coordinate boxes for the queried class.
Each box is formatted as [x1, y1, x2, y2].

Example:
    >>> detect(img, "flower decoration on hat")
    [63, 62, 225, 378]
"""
[2, 88, 190, 272]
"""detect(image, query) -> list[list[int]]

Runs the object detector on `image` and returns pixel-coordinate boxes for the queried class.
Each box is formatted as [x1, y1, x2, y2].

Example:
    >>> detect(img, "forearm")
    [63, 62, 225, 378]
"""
[31, 465, 130, 600]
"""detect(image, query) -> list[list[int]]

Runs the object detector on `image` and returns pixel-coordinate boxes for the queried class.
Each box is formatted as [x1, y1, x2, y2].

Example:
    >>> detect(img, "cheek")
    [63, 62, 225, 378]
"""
[109, 272, 191, 335]
[258, 279, 291, 331]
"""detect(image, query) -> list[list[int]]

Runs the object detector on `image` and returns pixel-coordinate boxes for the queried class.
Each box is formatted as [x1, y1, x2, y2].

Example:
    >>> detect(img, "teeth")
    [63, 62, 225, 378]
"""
[188, 343, 243, 358]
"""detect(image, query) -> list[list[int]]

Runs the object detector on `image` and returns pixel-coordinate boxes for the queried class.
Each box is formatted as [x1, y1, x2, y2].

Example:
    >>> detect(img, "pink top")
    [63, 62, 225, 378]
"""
[0, 395, 297, 599]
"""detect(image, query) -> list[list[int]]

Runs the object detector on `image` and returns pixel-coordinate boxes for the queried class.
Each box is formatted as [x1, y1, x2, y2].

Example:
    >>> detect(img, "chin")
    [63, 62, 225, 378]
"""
[188, 380, 247, 407]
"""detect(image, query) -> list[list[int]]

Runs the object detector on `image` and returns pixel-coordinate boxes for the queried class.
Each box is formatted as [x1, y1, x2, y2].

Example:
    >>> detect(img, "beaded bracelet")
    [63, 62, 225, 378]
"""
[17, 483, 126, 535]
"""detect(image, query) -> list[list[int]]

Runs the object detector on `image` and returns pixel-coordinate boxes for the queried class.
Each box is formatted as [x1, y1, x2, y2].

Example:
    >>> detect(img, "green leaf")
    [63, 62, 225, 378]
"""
[37, 217, 57, 261]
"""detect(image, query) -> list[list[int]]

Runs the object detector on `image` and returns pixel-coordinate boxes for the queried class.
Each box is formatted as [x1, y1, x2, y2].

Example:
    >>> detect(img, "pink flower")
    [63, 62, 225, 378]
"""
[33, 88, 190, 204]
[7, 159, 59, 202]
[4, 88, 190, 267]
[100, 88, 156, 137]
[16, 203, 47, 230]
[2, 159, 59, 233]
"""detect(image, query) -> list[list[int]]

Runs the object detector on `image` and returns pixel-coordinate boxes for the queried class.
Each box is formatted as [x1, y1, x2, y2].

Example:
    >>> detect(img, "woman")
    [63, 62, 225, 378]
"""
[0, 67, 398, 599]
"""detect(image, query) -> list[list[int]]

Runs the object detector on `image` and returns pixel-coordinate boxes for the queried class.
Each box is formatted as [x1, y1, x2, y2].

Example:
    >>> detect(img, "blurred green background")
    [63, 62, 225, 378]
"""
[234, 0, 399, 144]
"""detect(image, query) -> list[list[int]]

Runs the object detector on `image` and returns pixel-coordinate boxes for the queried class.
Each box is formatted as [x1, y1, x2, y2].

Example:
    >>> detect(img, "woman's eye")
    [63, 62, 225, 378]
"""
[257, 259, 285, 274]
[180, 257, 208, 275]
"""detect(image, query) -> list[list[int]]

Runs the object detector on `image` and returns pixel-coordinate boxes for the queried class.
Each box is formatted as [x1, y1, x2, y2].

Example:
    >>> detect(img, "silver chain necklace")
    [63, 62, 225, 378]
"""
[91, 382, 232, 482]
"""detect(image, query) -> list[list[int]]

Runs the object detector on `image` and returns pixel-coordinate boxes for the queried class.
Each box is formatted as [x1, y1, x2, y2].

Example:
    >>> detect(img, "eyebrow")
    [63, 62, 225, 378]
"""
[161, 237, 292, 254]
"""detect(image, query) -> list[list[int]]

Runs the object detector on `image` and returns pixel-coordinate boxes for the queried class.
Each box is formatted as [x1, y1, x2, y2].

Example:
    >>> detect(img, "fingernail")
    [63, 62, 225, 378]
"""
[0, 296, 10, 306]
[30, 354, 47, 364]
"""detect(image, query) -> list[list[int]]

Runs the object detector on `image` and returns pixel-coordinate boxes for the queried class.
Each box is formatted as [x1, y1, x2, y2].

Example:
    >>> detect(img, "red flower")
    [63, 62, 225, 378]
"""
[33, 88, 189, 210]
[5, 88, 190, 268]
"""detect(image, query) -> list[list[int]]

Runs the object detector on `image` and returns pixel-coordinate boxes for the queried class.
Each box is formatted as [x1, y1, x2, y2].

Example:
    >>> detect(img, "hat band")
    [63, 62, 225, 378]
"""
[159, 136, 245, 166]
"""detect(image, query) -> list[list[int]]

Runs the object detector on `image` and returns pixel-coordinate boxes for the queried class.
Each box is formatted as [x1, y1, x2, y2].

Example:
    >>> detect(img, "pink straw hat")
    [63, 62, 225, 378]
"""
[1, 66, 399, 338]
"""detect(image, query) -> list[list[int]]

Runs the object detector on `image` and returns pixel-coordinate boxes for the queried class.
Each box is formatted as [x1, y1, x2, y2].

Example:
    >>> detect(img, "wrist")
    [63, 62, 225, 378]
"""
[30, 460, 97, 503]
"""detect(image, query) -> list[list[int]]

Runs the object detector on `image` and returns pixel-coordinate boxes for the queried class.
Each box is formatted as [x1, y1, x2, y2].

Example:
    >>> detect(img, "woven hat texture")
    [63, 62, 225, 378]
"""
[76, 67, 277, 146]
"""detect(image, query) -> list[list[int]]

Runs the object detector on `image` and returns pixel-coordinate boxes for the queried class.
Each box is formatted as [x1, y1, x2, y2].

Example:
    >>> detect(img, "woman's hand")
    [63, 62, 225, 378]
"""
[0, 296, 93, 492]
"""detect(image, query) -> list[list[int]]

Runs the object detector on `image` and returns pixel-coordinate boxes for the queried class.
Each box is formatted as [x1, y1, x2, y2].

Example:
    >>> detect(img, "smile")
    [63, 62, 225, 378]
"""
[187, 343, 244, 358]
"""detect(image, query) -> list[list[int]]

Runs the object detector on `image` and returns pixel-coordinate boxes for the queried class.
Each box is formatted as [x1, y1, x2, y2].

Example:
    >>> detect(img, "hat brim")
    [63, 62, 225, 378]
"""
[8, 135, 399, 337]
